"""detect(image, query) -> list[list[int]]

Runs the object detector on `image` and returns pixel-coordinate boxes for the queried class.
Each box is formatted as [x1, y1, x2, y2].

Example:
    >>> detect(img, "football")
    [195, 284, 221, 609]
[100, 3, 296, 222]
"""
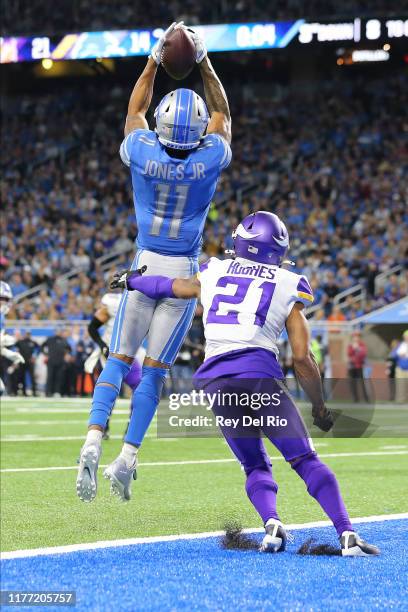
[161, 27, 196, 80]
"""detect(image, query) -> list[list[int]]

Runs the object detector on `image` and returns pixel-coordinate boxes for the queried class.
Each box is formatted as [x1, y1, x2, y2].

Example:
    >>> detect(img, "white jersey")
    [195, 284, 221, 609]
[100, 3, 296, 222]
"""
[199, 257, 314, 360]
[84, 292, 121, 374]
[100, 293, 122, 343]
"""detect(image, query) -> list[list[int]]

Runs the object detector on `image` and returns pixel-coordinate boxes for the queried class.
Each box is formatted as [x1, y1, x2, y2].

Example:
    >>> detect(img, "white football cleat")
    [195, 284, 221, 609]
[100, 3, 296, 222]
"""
[76, 444, 101, 502]
[260, 518, 287, 553]
[103, 456, 137, 502]
[340, 531, 380, 556]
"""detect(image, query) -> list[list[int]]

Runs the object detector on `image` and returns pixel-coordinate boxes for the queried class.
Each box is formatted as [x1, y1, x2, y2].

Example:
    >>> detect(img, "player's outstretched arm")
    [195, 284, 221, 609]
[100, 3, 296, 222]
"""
[124, 22, 183, 135]
[286, 303, 333, 432]
[199, 57, 231, 143]
[187, 28, 231, 143]
[124, 57, 158, 135]
[110, 268, 201, 299]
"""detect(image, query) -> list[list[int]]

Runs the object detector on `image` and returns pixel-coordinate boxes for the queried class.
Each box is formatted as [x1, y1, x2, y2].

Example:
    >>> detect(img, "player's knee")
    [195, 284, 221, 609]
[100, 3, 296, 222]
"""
[144, 356, 170, 369]
[110, 352, 134, 365]
[95, 382, 116, 390]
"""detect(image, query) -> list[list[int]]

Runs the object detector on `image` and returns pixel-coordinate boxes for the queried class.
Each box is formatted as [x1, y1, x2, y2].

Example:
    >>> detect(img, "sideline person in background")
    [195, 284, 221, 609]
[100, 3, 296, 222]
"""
[386, 339, 399, 402]
[41, 329, 71, 397]
[347, 331, 369, 403]
[395, 330, 408, 404]
[15, 331, 39, 396]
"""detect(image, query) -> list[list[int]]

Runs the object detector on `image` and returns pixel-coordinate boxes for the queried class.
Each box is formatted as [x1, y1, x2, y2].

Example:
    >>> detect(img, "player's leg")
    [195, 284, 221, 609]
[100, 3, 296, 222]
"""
[121, 359, 143, 437]
[213, 407, 286, 553]
[77, 260, 154, 502]
[104, 297, 197, 501]
[263, 381, 379, 555]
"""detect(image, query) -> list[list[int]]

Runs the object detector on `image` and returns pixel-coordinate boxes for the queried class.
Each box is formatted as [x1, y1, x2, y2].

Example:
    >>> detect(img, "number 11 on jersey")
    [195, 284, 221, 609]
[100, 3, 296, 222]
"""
[150, 183, 190, 239]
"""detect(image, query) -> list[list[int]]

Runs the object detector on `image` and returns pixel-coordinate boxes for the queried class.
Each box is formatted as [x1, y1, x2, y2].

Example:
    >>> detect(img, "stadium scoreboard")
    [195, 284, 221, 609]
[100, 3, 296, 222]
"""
[1, 17, 407, 64]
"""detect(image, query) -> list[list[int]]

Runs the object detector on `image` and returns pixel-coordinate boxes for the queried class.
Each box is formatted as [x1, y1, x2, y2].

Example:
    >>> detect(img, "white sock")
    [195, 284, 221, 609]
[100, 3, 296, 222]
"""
[85, 429, 103, 446]
[120, 442, 138, 468]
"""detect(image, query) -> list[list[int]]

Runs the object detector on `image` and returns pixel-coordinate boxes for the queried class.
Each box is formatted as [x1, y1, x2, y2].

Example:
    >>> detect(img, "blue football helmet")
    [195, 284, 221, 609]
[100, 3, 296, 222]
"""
[154, 88, 209, 150]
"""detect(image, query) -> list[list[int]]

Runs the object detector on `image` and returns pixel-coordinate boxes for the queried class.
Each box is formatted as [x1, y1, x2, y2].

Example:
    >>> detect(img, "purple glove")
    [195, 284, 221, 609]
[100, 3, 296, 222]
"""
[126, 273, 175, 299]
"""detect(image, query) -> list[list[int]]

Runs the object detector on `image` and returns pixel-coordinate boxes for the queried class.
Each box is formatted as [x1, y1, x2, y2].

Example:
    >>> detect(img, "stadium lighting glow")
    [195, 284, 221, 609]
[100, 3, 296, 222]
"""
[351, 49, 390, 63]
[41, 58, 53, 70]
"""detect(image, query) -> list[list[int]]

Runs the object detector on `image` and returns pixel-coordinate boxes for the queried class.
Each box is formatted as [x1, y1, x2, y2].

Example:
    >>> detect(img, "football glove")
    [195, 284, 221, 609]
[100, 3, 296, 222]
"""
[150, 21, 184, 65]
[312, 405, 334, 432]
[101, 342, 109, 359]
[110, 266, 147, 291]
[185, 27, 207, 63]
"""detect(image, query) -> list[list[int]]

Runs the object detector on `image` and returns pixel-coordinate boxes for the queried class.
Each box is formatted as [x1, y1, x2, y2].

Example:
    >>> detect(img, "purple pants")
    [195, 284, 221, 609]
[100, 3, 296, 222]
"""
[123, 360, 142, 391]
[199, 374, 353, 535]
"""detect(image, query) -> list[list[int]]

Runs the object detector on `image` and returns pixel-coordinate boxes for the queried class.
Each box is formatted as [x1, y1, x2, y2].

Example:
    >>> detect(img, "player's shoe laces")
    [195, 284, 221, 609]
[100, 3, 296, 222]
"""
[76, 444, 101, 502]
[340, 531, 380, 556]
[103, 456, 137, 501]
[260, 518, 287, 553]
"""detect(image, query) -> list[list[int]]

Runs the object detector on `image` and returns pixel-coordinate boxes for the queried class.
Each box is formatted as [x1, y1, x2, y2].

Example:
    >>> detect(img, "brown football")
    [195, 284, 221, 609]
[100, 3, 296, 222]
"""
[161, 27, 196, 80]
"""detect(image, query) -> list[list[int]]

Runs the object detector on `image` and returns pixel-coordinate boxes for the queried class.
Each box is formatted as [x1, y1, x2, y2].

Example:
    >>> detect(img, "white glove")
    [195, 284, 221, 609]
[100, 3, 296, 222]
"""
[186, 27, 207, 63]
[150, 21, 184, 65]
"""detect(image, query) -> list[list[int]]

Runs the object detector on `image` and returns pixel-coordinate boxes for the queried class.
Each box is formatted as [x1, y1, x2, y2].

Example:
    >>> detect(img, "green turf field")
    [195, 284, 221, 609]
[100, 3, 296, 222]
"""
[1, 397, 407, 552]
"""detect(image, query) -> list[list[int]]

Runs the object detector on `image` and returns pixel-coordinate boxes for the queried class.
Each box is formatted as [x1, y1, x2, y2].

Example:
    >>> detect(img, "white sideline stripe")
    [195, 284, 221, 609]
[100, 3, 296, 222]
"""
[1, 450, 407, 473]
[380, 445, 408, 450]
[0, 434, 157, 442]
[4, 409, 131, 415]
[2, 419, 131, 426]
[2, 513, 407, 560]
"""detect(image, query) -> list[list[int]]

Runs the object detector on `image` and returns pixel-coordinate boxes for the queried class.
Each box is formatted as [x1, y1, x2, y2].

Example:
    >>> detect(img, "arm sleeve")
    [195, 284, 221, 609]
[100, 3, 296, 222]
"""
[203, 134, 232, 171]
[295, 276, 314, 307]
[119, 129, 155, 167]
[88, 317, 107, 348]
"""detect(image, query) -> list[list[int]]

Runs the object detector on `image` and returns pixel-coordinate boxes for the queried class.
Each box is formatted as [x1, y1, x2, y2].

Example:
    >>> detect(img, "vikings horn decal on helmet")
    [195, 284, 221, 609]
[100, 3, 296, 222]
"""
[232, 211, 290, 265]
[0, 281, 13, 316]
[154, 88, 209, 150]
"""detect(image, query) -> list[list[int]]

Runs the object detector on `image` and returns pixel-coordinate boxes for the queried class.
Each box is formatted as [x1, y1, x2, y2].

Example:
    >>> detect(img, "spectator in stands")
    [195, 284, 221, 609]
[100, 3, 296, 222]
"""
[1, 73, 407, 322]
[347, 331, 369, 403]
[395, 330, 408, 404]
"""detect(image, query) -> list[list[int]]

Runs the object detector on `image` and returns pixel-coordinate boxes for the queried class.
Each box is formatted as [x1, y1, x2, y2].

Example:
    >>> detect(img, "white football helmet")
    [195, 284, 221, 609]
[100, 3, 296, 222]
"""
[0, 281, 13, 316]
[154, 88, 209, 150]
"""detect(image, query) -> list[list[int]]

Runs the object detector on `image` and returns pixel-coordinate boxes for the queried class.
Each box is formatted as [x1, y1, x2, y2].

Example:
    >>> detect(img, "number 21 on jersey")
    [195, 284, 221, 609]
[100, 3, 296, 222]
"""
[207, 276, 276, 327]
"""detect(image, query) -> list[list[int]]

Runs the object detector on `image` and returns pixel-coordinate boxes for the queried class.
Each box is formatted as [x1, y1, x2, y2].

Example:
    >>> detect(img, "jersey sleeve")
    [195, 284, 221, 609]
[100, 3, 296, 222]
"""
[197, 257, 220, 281]
[199, 134, 232, 171]
[100, 293, 117, 318]
[295, 276, 314, 306]
[119, 129, 156, 167]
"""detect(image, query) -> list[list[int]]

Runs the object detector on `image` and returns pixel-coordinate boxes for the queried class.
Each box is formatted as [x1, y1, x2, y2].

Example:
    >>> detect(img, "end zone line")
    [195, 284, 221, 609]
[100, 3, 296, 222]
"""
[1, 514, 407, 560]
[1, 450, 407, 474]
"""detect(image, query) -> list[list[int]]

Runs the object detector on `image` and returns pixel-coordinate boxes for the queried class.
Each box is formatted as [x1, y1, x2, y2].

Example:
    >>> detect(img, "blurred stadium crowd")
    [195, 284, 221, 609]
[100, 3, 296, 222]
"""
[1, 73, 407, 322]
[0, 0, 396, 36]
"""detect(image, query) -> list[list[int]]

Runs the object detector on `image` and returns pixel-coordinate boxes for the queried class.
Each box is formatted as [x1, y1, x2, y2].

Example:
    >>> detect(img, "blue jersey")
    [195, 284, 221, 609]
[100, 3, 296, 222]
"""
[120, 129, 231, 257]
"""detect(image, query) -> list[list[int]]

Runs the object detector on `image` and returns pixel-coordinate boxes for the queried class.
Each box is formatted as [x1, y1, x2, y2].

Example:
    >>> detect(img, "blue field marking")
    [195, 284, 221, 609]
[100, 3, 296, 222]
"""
[1, 520, 407, 611]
